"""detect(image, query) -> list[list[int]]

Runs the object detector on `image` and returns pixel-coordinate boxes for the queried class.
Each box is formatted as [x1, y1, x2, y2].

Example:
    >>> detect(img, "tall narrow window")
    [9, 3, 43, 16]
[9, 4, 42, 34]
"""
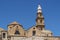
[32, 31, 36, 36]
[40, 14, 42, 16]
[3, 33, 5, 38]
[15, 30, 20, 34]
[40, 20, 42, 23]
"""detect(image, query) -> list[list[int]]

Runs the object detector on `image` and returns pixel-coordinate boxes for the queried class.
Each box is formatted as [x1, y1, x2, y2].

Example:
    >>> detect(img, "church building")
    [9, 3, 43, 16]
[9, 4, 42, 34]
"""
[0, 5, 60, 40]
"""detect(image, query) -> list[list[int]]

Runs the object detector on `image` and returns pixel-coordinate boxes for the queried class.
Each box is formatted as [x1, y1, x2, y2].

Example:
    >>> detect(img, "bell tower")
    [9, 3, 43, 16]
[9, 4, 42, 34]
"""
[36, 5, 45, 30]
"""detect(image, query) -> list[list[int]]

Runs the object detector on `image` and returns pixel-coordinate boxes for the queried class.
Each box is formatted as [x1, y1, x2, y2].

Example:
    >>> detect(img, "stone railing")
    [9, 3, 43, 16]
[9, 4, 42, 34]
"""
[26, 36, 60, 40]
[10, 36, 60, 40]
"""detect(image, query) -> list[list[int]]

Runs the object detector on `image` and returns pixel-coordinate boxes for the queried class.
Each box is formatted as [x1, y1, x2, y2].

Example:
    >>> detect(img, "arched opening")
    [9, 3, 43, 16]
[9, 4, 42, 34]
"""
[15, 30, 20, 34]
[3, 33, 5, 38]
[32, 31, 36, 36]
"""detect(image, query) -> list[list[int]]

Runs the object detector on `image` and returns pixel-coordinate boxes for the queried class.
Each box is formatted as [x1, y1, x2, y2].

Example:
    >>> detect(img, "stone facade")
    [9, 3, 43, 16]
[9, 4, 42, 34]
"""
[0, 5, 60, 40]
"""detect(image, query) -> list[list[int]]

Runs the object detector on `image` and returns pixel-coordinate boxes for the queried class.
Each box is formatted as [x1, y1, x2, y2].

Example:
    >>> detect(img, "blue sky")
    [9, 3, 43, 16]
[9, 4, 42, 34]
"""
[0, 0, 60, 36]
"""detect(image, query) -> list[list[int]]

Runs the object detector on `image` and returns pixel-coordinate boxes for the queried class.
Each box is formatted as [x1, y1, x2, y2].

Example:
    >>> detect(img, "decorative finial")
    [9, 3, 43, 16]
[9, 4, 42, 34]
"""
[37, 5, 42, 13]
[38, 5, 42, 10]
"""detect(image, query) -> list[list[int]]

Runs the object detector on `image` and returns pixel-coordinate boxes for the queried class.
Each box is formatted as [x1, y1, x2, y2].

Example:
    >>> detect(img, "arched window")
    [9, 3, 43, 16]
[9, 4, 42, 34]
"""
[32, 31, 36, 36]
[3, 33, 5, 38]
[15, 30, 20, 34]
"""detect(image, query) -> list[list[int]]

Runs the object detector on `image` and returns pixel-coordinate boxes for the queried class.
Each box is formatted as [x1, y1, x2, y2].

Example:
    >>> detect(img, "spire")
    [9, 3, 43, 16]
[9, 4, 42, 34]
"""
[37, 5, 42, 13]
[36, 5, 45, 30]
